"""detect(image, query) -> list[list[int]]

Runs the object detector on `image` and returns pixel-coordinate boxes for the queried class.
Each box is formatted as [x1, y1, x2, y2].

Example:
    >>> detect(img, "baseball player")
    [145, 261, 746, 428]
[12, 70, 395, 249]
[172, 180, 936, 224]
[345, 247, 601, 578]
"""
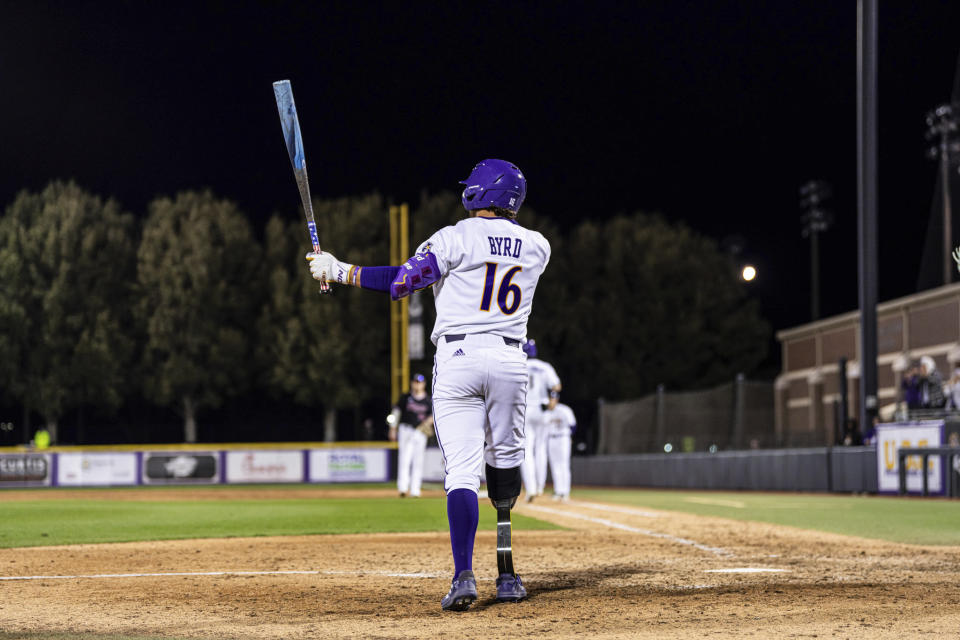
[520, 339, 561, 500]
[306, 159, 549, 612]
[541, 398, 576, 501]
[388, 373, 433, 498]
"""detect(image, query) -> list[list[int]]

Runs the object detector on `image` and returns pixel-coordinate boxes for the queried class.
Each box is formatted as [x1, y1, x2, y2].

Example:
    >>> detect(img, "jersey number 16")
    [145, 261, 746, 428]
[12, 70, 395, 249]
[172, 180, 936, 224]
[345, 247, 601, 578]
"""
[480, 262, 523, 315]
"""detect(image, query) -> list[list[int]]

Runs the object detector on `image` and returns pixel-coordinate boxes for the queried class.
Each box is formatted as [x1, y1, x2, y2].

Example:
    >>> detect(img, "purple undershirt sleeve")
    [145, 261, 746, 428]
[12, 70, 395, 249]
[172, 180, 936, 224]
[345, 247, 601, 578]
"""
[359, 265, 402, 293]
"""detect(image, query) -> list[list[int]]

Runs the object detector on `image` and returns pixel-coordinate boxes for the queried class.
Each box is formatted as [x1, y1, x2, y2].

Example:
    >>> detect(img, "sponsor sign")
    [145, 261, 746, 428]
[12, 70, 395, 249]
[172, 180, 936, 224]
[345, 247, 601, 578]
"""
[143, 452, 219, 484]
[0, 454, 51, 486]
[876, 421, 945, 494]
[309, 449, 389, 483]
[225, 450, 304, 483]
[57, 453, 137, 486]
[422, 447, 445, 483]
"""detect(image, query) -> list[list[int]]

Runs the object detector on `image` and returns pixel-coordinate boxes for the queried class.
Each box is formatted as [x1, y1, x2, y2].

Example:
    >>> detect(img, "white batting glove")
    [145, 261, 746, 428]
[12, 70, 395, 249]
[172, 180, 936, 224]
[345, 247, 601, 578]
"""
[305, 251, 349, 284]
[953, 246, 960, 275]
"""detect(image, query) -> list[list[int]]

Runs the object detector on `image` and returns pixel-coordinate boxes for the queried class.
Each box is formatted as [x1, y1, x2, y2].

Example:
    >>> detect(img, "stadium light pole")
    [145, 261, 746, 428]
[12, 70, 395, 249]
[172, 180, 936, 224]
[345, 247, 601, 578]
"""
[799, 180, 833, 321]
[857, 0, 879, 436]
[924, 103, 960, 285]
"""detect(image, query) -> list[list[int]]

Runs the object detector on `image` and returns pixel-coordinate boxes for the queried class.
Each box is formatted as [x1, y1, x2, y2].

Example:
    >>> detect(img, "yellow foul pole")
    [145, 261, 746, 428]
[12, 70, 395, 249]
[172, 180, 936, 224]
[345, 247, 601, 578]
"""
[389, 204, 411, 404]
[400, 203, 410, 395]
[389, 205, 400, 404]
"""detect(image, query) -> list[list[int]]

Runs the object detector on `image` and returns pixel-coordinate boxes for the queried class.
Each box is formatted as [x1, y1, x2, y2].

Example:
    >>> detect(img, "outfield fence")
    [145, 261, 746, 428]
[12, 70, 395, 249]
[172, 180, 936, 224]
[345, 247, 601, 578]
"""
[572, 447, 878, 493]
[0, 443, 397, 488]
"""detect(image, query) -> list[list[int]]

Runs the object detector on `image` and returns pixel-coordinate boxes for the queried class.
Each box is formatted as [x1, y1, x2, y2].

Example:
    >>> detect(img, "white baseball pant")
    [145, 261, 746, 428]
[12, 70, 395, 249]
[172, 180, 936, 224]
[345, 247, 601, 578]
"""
[432, 334, 528, 494]
[397, 423, 427, 496]
[534, 418, 550, 494]
[547, 433, 572, 496]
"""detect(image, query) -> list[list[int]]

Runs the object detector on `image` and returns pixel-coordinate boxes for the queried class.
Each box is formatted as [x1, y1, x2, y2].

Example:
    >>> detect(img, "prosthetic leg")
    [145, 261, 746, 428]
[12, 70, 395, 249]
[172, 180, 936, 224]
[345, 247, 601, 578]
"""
[486, 464, 528, 602]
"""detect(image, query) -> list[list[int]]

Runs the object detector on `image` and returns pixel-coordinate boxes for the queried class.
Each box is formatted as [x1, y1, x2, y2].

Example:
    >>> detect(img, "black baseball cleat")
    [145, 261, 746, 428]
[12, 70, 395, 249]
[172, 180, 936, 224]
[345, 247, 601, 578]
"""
[441, 570, 478, 611]
[495, 573, 527, 602]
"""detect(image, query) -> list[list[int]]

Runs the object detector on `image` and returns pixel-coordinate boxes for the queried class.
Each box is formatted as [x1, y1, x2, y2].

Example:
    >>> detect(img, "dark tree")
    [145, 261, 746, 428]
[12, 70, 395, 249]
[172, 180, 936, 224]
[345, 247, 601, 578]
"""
[257, 194, 391, 440]
[0, 181, 136, 443]
[548, 213, 769, 407]
[137, 190, 261, 442]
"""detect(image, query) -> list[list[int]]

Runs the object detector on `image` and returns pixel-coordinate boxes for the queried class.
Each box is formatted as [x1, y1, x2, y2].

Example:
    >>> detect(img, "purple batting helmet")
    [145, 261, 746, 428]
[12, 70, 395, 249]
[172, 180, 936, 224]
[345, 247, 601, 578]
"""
[460, 159, 527, 212]
[522, 339, 537, 358]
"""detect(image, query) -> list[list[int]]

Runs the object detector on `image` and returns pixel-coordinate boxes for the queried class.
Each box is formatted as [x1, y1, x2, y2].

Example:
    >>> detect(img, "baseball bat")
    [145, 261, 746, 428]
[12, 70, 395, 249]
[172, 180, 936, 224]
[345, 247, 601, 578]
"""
[272, 79, 331, 294]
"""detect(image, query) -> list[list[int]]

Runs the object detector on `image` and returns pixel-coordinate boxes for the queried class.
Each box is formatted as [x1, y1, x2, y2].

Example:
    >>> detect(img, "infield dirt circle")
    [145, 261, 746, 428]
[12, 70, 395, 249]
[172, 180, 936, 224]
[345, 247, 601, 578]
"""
[2, 488, 959, 639]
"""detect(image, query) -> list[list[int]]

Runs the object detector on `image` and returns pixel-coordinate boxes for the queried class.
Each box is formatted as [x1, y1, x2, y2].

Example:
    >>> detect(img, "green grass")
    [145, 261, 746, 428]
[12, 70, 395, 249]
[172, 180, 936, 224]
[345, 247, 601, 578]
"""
[0, 490, 559, 548]
[575, 488, 960, 546]
[4, 484, 957, 549]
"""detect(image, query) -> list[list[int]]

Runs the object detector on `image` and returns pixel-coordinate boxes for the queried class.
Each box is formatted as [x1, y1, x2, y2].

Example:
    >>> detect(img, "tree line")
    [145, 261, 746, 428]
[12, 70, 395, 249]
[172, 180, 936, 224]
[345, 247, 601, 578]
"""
[0, 181, 769, 445]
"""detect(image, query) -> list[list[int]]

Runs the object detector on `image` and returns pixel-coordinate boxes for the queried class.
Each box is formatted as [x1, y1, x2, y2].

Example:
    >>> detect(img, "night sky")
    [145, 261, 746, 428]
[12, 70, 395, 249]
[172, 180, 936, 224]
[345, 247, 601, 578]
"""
[3, 1, 960, 336]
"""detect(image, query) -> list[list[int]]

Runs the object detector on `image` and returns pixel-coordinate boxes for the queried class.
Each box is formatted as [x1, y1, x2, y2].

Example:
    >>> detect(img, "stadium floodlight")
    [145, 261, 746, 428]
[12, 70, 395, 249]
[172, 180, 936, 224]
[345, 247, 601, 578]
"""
[799, 180, 833, 320]
[924, 103, 960, 285]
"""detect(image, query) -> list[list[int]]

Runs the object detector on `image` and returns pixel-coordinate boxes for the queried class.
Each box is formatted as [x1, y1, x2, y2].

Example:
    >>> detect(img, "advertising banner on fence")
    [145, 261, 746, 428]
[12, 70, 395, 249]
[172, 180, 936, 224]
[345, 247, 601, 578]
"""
[309, 449, 389, 483]
[876, 421, 944, 494]
[225, 450, 304, 483]
[58, 452, 137, 486]
[0, 453, 52, 487]
[143, 452, 219, 484]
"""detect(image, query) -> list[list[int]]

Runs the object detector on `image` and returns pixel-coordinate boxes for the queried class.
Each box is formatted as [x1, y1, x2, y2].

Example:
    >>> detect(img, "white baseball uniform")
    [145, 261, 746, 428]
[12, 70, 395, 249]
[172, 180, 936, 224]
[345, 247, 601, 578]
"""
[521, 357, 560, 496]
[394, 391, 432, 497]
[419, 216, 551, 494]
[542, 403, 576, 498]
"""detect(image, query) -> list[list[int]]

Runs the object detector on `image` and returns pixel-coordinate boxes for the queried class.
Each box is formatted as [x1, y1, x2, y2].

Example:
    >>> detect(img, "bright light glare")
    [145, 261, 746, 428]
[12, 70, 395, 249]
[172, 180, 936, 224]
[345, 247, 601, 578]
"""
[741, 265, 757, 281]
[663, 443, 673, 453]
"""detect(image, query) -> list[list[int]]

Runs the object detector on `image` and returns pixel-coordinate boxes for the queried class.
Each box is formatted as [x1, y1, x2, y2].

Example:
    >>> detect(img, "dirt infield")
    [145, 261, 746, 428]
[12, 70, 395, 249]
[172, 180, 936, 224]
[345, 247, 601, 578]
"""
[2, 491, 959, 639]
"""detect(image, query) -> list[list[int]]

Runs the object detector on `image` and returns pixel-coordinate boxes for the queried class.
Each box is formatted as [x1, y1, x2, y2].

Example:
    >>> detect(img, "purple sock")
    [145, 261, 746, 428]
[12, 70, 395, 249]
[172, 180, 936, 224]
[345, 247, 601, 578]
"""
[447, 488, 479, 578]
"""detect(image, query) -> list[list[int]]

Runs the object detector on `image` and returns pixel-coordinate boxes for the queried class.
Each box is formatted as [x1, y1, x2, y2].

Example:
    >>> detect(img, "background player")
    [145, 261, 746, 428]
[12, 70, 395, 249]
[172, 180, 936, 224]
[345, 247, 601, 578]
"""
[541, 396, 576, 501]
[306, 159, 550, 612]
[388, 373, 433, 498]
[521, 339, 561, 500]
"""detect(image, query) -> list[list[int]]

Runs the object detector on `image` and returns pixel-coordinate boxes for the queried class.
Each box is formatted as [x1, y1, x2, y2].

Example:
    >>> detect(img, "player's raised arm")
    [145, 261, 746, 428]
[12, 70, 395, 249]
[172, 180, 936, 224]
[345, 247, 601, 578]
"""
[306, 248, 442, 300]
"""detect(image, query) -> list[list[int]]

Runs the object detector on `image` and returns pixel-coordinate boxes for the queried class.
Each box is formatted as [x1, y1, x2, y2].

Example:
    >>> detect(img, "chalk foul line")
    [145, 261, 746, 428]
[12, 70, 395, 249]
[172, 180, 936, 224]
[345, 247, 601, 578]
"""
[565, 500, 662, 518]
[524, 503, 732, 557]
[0, 569, 446, 582]
[704, 568, 789, 573]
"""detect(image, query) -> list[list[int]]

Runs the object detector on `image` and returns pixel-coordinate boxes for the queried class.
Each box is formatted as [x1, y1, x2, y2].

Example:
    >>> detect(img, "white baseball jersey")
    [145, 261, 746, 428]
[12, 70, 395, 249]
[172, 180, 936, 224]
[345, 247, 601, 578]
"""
[427, 215, 551, 494]
[528, 357, 561, 493]
[416, 217, 551, 345]
[543, 403, 576, 436]
[526, 358, 561, 412]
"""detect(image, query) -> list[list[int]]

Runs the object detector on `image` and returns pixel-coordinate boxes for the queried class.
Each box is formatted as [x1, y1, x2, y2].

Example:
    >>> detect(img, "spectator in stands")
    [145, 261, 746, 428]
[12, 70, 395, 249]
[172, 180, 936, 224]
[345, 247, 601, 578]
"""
[862, 416, 878, 446]
[945, 368, 960, 410]
[919, 356, 946, 409]
[949, 432, 960, 479]
[901, 360, 924, 410]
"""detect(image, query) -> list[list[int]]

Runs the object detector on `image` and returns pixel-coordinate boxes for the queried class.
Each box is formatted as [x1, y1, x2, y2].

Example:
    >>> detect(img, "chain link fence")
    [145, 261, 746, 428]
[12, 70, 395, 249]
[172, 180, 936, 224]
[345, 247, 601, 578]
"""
[597, 376, 775, 454]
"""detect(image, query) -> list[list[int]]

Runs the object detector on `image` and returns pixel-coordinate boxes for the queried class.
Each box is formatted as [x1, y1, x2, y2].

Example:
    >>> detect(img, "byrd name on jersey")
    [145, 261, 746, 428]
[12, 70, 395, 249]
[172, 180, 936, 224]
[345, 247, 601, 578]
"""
[488, 236, 522, 258]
